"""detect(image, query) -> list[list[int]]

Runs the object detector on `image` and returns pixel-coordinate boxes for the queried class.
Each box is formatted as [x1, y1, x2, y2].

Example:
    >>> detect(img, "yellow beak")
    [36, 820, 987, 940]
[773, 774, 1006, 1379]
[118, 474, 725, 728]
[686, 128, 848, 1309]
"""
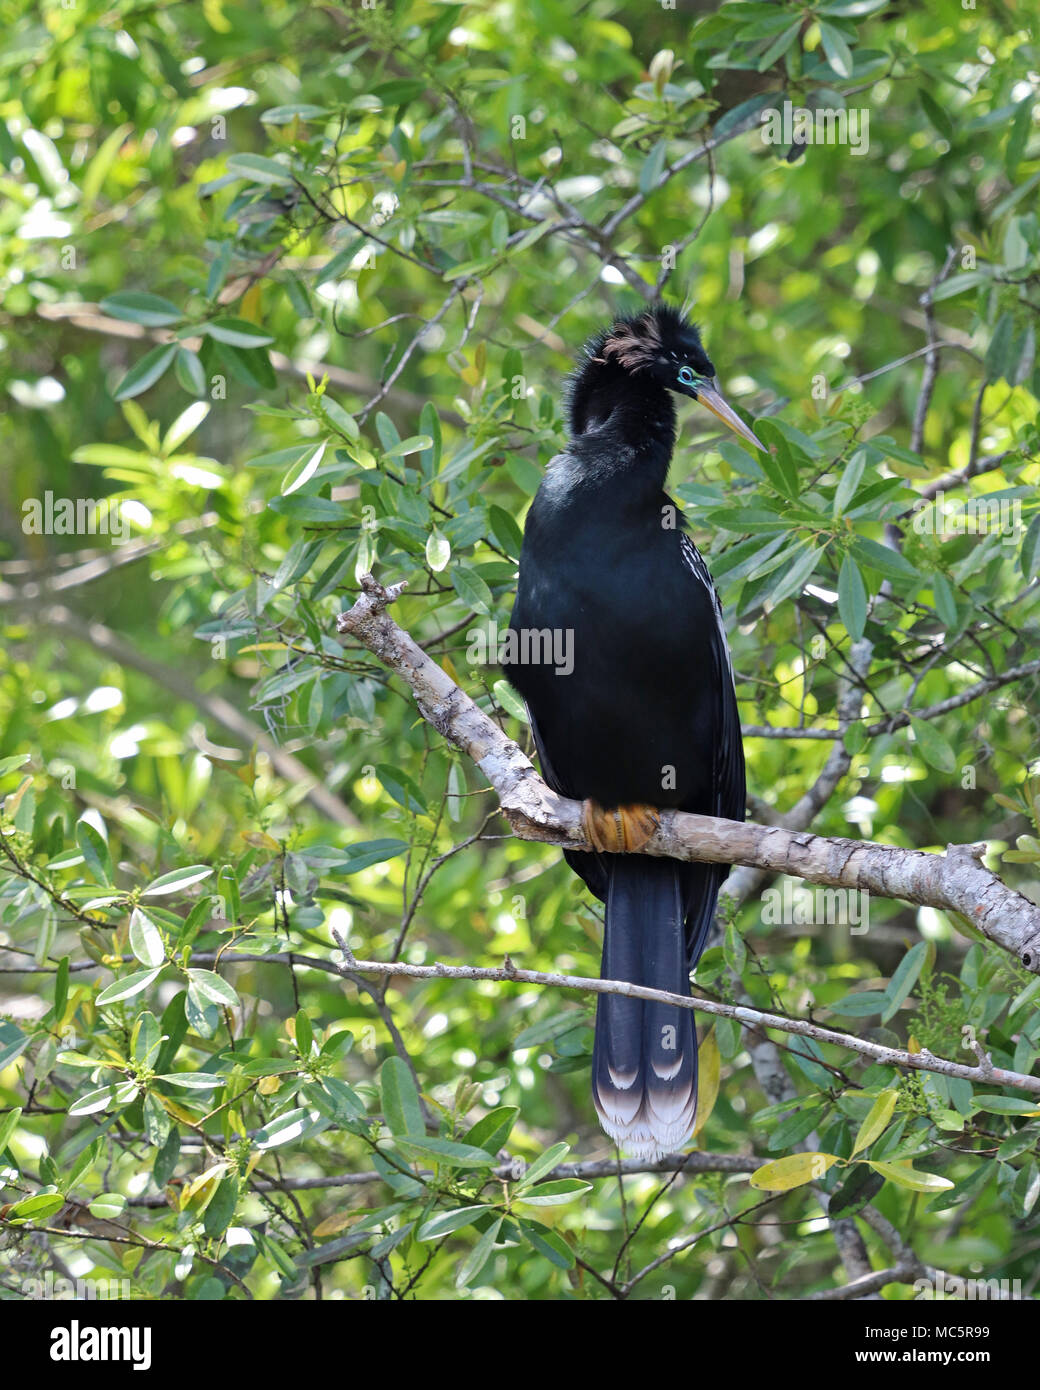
[695, 380, 765, 452]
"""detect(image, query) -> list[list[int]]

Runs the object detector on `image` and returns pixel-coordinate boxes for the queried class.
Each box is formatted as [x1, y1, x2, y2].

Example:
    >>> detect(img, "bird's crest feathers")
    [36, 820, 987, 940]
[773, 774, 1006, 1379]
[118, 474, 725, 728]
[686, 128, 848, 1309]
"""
[597, 302, 700, 372]
[567, 302, 713, 435]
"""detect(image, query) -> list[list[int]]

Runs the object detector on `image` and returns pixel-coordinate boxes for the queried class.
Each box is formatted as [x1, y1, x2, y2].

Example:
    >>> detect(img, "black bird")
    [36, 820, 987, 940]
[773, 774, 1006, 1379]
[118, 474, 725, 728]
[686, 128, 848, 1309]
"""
[504, 303, 759, 1158]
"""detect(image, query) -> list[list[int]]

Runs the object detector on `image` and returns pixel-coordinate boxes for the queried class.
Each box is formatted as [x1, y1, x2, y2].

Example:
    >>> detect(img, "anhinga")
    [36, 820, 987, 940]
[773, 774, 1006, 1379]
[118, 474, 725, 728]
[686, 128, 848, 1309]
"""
[504, 303, 761, 1159]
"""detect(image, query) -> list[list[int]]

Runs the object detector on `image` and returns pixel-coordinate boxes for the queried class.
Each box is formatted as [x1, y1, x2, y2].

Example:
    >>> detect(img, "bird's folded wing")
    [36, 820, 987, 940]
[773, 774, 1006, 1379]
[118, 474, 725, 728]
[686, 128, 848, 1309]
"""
[679, 532, 746, 825]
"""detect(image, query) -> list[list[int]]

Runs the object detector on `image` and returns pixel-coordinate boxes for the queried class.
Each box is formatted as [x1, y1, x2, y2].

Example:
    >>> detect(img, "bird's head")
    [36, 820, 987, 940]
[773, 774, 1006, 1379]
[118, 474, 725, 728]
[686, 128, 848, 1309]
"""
[573, 302, 764, 451]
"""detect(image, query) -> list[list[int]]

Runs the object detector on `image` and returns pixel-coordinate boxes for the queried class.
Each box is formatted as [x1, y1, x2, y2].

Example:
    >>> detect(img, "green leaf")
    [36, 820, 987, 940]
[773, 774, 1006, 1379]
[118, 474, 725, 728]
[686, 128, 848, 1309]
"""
[514, 1141, 569, 1190]
[970, 1096, 1040, 1116]
[768, 542, 821, 607]
[88, 1192, 127, 1219]
[724, 918, 746, 976]
[0, 1106, 23, 1153]
[519, 1219, 575, 1268]
[100, 292, 182, 327]
[76, 819, 113, 886]
[492, 680, 529, 723]
[261, 103, 330, 125]
[929, 1162, 992, 1213]
[757, 20, 801, 71]
[817, 0, 887, 13]
[713, 92, 777, 140]
[767, 1106, 821, 1152]
[881, 941, 928, 1023]
[8, 1192, 66, 1221]
[96, 968, 161, 1006]
[933, 573, 959, 628]
[639, 139, 667, 194]
[909, 717, 956, 773]
[281, 442, 326, 495]
[833, 449, 868, 515]
[69, 1084, 132, 1116]
[112, 343, 177, 400]
[850, 536, 919, 583]
[185, 969, 240, 1008]
[129, 907, 165, 968]
[851, 1089, 899, 1153]
[1005, 93, 1033, 179]
[837, 554, 867, 640]
[226, 153, 294, 186]
[374, 765, 426, 815]
[919, 89, 954, 141]
[321, 397, 359, 442]
[255, 1107, 314, 1149]
[830, 990, 888, 1016]
[463, 1106, 519, 1155]
[0, 1023, 28, 1072]
[418, 402, 442, 479]
[515, 1178, 592, 1206]
[749, 1153, 841, 1191]
[395, 1136, 497, 1169]
[986, 312, 1016, 384]
[426, 528, 451, 572]
[203, 318, 275, 348]
[487, 504, 524, 557]
[416, 1205, 489, 1240]
[867, 1160, 953, 1193]
[380, 1056, 425, 1138]
[142, 865, 213, 896]
[156, 1072, 224, 1089]
[930, 270, 991, 302]
[456, 1216, 503, 1288]
[818, 22, 853, 78]
[384, 435, 433, 459]
[827, 1163, 886, 1218]
[334, 839, 409, 874]
[450, 564, 493, 615]
[294, 1009, 313, 1058]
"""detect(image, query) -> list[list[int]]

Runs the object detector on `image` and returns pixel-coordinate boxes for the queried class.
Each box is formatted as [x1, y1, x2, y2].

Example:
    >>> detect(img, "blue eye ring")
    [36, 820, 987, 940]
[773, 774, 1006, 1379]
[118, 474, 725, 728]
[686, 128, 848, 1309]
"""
[677, 365, 697, 387]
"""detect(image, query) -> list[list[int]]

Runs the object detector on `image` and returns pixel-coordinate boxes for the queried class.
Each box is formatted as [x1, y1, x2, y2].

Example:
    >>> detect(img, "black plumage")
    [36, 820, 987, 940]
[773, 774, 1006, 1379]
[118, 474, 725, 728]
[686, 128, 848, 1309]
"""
[503, 303, 759, 1158]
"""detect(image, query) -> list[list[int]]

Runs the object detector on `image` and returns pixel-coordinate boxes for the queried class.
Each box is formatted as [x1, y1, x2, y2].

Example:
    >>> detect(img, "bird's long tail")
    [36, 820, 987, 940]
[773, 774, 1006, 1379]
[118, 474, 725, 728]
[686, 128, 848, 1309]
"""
[592, 855, 719, 1159]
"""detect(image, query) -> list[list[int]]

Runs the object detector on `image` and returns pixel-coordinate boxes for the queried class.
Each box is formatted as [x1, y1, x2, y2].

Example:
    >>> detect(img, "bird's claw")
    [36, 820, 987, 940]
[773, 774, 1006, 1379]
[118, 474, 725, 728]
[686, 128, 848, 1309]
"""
[581, 800, 660, 853]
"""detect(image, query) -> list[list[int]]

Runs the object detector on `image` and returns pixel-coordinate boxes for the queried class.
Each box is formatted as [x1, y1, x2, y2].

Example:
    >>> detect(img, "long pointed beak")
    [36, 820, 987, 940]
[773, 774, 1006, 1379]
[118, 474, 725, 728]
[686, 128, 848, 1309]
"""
[696, 380, 765, 452]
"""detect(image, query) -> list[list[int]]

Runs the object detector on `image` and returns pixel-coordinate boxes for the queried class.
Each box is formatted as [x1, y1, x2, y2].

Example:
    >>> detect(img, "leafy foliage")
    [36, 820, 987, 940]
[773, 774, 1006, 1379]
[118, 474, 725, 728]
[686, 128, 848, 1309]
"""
[1, 0, 1039, 1300]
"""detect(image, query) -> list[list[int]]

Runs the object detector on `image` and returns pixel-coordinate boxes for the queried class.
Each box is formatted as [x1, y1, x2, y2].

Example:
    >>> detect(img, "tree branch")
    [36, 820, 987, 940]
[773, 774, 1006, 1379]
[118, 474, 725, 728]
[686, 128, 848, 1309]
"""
[334, 575, 1040, 973]
[325, 952, 1040, 1097]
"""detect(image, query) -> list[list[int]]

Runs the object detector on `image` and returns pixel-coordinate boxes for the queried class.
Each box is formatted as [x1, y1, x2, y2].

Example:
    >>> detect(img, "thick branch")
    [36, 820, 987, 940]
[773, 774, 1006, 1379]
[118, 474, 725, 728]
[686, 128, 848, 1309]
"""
[335, 576, 1040, 973]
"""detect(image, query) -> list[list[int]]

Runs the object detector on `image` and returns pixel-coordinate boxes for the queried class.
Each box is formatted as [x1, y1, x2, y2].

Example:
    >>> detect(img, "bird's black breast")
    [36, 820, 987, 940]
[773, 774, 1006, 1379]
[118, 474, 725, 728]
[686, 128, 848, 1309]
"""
[505, 455, 736, 816]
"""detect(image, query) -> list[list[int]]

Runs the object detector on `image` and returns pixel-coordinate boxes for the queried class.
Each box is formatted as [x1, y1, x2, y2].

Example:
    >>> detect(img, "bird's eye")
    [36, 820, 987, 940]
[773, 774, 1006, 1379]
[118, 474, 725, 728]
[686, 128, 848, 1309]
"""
[677, 365, 696, 387]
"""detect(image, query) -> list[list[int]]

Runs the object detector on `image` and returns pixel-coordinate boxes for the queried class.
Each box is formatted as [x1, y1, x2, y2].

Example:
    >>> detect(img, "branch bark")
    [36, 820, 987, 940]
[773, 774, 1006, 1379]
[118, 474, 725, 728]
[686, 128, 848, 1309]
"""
[335, 575, 1040, 974]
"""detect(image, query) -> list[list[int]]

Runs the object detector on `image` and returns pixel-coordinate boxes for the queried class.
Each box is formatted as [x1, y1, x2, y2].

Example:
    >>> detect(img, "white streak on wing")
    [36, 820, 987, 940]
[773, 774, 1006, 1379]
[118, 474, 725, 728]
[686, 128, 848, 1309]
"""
[679, 531, 735, 685]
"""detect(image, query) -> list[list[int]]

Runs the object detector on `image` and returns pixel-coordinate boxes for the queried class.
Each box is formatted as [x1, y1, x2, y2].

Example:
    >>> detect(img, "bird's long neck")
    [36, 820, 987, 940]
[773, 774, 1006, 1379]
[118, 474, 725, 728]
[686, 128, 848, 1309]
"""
[567, 360, 676, 497]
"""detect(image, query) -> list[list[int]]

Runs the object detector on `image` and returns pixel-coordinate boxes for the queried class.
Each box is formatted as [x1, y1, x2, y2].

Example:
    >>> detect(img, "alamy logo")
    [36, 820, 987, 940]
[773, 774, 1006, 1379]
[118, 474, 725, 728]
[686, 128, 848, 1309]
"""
[914, 1268, 1021, 1300]
[761, 881, 869, 932]
[50, 1320, 152, 1371]
[466, 621, 574, 676]
[761, 100, 870, 156]
[913, 491, 1022, 545]
[22, 491, 131, 545]
[24, 1272, 131, 1301]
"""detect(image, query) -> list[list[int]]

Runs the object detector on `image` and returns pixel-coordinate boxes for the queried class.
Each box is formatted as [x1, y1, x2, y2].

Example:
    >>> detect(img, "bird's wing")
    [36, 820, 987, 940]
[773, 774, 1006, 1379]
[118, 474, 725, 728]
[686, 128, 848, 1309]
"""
[525, 704, 572, 801]
[679, 532, 746, 825]
[525, 703, 611, 902]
